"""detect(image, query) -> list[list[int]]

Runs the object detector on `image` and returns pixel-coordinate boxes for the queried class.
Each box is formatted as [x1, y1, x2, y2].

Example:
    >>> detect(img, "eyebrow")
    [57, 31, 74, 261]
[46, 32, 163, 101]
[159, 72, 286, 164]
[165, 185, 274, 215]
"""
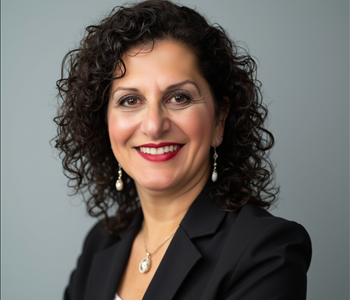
[111, 80, 201, 97]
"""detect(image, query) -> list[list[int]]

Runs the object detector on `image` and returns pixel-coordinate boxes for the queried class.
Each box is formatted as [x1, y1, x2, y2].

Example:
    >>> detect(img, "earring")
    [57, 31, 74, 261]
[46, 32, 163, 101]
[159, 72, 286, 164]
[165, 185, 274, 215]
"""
[116, 163, 123, 191]
[212, 147, 218, 182]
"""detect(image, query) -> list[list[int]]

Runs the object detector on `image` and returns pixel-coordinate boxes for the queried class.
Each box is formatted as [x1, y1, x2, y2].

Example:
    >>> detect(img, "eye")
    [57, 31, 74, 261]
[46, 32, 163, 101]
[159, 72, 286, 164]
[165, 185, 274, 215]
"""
[170, 95, 186, 103]
[118, 96, 142, 106]
[167, 92, 192, 105]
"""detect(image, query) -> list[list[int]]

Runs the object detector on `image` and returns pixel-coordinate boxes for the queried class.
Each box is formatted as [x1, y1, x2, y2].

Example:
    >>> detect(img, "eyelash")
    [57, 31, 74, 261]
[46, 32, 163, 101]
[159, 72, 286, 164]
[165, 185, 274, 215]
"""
[117, 95, 142, 107]
[117, 91, 193, 107]
[167, 91, 193, 106]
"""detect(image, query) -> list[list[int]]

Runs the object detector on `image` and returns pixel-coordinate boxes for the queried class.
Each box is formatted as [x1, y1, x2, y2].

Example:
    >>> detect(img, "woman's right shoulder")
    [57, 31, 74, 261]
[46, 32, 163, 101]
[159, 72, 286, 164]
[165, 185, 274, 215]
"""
[81, 219, 120, 256]
[63, 219, 121, 300]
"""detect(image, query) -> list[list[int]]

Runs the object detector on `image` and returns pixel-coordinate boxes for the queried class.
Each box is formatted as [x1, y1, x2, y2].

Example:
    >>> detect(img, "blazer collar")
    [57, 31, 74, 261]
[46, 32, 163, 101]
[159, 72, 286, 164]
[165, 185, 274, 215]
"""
[143, 182, 227, 300]
[180, 181, 227, 239]
[86, 180, 227, 300]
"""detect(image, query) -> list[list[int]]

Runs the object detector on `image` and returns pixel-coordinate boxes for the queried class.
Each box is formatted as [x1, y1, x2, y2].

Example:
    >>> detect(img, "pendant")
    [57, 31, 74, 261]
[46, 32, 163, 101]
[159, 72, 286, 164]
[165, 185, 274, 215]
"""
[116, 179, 123, 191]
[139, 255, 151, 273]
[211, 170, 218, 182]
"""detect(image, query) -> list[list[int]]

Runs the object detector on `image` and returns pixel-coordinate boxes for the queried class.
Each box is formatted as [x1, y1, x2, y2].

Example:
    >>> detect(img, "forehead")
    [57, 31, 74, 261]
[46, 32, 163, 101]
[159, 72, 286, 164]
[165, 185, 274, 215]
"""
[125, 40, 197, 64]
[114, 41, 203, 86]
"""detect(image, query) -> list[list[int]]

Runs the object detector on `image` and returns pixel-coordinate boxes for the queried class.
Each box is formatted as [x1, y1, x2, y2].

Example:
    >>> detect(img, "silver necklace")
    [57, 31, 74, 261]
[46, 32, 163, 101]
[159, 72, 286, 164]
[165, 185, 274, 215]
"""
[139, 222, 178, 273]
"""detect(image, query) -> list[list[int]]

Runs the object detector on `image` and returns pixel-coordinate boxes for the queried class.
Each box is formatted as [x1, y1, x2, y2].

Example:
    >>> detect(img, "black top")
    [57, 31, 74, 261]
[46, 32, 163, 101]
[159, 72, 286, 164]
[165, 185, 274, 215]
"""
[64, 184, 312, 300]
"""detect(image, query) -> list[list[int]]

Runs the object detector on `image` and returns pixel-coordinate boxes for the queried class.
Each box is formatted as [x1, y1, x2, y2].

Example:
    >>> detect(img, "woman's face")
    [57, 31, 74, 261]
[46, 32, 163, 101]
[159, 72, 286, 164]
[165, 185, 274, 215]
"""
[107, 41, 224, 195]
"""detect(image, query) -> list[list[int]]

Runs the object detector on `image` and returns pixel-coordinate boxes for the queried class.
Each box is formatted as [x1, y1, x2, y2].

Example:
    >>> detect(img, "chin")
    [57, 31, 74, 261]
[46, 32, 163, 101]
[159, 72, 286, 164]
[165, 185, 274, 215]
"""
[136, 175, 180, 192]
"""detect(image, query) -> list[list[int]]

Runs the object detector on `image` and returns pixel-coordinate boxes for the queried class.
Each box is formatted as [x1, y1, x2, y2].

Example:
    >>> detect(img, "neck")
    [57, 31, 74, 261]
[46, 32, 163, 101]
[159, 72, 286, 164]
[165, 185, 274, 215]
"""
[135, 167, 210, 246]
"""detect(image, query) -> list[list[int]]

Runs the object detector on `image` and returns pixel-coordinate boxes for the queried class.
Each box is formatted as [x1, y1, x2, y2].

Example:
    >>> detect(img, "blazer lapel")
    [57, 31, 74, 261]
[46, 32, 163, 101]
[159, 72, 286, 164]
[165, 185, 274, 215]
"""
[143, 227, 202, 300]
[143, 182, 227, 300]
[85, 210, 143, 300]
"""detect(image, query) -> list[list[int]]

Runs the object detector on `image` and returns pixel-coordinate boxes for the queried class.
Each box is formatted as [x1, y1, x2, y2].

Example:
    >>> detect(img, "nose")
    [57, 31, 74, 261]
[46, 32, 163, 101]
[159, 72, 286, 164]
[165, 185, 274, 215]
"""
[140, 103, 171, 139]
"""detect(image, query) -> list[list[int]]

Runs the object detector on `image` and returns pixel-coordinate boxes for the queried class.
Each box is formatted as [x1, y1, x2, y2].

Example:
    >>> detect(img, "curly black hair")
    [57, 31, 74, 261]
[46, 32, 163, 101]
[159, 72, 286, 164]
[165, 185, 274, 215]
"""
[54, 0, 279, 235]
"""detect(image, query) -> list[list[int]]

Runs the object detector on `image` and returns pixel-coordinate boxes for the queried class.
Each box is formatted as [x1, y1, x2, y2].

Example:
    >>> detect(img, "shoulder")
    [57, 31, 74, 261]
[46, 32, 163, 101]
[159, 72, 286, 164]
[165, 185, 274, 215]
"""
[220, 203, 312, 299]
[80, 220, 118, 254]
[224, 202, 312, 263]
[63, 220, 120, 300]
[233, 202, 311, 247]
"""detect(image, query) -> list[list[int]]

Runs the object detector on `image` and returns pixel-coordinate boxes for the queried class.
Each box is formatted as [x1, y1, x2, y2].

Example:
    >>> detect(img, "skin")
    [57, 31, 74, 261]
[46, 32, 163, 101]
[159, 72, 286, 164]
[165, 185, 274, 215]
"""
[107, 40, 226, 300]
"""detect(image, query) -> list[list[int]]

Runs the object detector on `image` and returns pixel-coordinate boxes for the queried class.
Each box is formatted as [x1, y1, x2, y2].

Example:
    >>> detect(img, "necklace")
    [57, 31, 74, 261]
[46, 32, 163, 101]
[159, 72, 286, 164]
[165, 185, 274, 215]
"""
[139, 222, 178, 273]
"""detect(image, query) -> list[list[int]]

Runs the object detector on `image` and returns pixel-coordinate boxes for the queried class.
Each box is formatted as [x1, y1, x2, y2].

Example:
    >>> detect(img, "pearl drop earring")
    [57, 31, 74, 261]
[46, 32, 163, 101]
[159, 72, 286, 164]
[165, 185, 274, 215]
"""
[212, 147, 218, 182]
[116, 163, 123, 191]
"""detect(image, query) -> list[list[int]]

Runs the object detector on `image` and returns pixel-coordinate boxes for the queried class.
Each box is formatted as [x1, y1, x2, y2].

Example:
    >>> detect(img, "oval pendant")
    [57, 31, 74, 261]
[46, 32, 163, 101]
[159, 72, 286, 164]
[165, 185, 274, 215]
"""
[211, 170, 218, 182]
[116, 179, 123, 191]
[139, 256, 151, 273]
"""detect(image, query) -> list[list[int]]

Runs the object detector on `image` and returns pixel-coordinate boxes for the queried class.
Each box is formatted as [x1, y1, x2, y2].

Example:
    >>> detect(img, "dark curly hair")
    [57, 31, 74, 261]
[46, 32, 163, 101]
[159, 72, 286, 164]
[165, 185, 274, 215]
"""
[54, 0, 279, 235]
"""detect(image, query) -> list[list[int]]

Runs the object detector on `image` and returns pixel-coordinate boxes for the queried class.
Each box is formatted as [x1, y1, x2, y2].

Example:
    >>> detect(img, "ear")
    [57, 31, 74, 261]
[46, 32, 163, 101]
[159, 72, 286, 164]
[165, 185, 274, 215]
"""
[211, 96, 229, 147]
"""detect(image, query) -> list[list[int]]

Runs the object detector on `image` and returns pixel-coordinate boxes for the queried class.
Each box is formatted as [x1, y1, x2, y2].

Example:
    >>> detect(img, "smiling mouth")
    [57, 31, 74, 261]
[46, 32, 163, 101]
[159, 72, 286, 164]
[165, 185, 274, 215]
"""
[138, 145, 181, 155]
[135, 143, 184, 162]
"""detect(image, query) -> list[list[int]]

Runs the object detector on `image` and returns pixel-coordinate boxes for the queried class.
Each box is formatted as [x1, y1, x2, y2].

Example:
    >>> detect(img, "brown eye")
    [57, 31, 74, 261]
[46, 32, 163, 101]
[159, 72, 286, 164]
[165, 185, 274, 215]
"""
[174, 95, 184, 102]
[126, 98, 138, 105]
[169, 94, 189, 103]
[118, 96, 141, 107]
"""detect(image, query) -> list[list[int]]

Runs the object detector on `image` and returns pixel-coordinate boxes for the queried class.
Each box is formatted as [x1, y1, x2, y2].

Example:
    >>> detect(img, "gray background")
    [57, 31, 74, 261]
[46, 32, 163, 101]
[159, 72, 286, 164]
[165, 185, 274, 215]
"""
[1, 0, 349, 299]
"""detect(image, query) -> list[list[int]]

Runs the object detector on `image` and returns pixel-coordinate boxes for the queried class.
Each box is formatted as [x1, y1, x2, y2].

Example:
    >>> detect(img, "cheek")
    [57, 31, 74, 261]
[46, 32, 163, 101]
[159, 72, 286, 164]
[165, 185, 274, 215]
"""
[178, 105, 215, 141]
[107, 111, 136, 152]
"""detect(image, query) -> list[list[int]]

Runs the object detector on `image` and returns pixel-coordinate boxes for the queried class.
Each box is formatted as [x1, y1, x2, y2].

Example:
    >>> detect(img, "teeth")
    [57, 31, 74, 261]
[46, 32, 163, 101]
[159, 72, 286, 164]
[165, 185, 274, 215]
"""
[139, 145, 181, 155]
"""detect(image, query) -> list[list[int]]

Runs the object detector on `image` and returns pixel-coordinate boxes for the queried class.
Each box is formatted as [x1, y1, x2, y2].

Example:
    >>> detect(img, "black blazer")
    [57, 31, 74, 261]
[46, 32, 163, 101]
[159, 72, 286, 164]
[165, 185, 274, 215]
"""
[64, 185, 312, 300]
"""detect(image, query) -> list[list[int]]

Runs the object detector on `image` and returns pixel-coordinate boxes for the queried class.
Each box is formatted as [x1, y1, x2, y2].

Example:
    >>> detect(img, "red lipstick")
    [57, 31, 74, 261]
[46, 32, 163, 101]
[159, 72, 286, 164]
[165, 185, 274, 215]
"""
[135, 143, 184, 162]
[136, 142, 183, 148]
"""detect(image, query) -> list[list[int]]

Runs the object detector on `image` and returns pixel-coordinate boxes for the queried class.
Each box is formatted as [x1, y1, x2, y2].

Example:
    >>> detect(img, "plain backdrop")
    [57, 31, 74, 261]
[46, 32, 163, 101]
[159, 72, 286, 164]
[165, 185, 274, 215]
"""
[1, 0, 349, 299]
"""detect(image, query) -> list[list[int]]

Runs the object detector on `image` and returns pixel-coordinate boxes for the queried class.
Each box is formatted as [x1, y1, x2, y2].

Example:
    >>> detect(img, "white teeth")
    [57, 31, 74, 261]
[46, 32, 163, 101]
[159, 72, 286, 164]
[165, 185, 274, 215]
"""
[139, 145, 181, 155]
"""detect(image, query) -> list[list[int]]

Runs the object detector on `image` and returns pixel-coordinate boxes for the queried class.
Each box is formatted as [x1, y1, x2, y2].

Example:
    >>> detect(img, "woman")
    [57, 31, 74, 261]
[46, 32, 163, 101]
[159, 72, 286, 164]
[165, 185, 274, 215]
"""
[54, 1, 312, 299]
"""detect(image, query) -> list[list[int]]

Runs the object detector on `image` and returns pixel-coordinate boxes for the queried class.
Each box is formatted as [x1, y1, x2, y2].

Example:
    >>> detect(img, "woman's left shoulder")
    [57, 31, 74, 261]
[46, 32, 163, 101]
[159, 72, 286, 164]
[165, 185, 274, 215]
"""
[225, 202, 312, 255]
[218, 203, 312, 299]
[234, 202, 311, 242]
